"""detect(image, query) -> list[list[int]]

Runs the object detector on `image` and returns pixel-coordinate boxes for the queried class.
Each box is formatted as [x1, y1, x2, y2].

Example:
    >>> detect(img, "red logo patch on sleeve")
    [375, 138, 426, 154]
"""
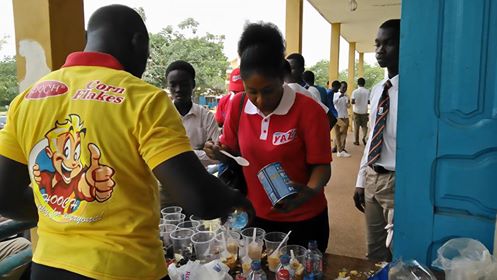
[26, 80, 69, 99]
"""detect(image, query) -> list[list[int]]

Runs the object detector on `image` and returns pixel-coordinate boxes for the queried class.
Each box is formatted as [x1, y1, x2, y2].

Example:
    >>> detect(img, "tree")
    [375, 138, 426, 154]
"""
[143, 18, 228, 98]
[307, 59, 384, 90]
[0, 56, 18, 106]
[307, 60, 330, 87]
[133, 7, 146, 23]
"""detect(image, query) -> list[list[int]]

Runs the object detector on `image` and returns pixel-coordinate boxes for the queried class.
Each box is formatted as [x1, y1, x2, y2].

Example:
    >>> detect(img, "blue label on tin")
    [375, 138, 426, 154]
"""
[257, 162, 297, 205]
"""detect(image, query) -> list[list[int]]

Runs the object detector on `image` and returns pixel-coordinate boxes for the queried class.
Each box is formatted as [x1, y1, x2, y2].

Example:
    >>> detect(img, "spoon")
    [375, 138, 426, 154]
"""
[220, 150, 250, 166]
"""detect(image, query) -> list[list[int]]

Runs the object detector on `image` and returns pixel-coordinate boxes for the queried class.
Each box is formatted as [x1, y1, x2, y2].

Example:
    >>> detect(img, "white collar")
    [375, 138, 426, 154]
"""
[386, 75, 399, 88]
[244, 84, 296, 117]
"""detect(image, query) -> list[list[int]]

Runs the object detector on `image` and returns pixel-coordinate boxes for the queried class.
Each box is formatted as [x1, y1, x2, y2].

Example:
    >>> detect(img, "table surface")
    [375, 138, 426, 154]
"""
[264, 254, 445, 280]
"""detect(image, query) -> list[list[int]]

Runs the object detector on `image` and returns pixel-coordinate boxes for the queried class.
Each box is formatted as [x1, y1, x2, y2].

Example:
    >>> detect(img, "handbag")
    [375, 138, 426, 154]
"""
[218, 93, 247, 195]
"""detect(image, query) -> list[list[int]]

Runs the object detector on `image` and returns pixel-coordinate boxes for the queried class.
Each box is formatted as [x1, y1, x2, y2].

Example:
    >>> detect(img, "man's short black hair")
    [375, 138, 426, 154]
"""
[357, 78, 365, 86]
[286, 53, 305, 69]
[331, 80, 341, 88]
[379, 19, 401, 40]
[341, 81, 348, 86]
[302, 70, 315, 85]
[165, 60, 195, 80]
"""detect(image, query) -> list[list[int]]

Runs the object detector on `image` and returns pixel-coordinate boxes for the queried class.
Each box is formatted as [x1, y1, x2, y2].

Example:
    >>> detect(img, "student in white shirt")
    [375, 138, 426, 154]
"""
[333, 81, 351, 158]
[166, 60, 220, 167]
[353, 19, 400, 262]
[351, 77, 371, 146]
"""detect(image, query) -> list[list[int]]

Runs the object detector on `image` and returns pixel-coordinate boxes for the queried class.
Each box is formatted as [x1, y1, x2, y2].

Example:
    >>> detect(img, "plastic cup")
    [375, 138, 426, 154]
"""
[164, 213, 185, 226]
[196, 222, 222, 233]
[264, 232, 287, 272]
[159, 223, 177, 260]
[241, 227, 266, 243]
[241, 227, 265, 260]
[189, 214, 202, 222]
[191, 231, 217, 263]
[161, 206, 182, 218]
[177, 220, 200, 231]
[170, 228, 194, 261]
[280, 245, 307, 279]
[215, 231, 240, 269]
[241, 256, 252, 274]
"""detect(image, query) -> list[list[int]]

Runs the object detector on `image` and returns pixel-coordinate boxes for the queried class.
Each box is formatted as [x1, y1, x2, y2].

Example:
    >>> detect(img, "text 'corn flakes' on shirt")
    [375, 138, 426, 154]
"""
[0, 52, 192, 280]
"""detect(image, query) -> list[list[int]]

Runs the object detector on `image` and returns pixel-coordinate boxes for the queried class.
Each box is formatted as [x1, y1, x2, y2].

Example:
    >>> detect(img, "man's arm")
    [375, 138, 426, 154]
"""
[153, 151, 253, 220]
[0, 156, 38, 221]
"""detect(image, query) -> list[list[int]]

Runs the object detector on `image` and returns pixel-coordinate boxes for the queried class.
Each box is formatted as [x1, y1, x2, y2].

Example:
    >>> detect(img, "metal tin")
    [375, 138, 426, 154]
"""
[257, 162, 297, 206]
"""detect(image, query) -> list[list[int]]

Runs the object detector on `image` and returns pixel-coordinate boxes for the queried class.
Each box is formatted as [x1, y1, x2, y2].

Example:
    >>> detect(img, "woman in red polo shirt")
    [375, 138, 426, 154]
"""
[205, 22, 332, 252]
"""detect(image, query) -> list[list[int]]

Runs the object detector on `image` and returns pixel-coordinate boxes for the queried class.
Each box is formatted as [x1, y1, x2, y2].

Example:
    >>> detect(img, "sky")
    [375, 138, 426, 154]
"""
[0, 0, 376, 71]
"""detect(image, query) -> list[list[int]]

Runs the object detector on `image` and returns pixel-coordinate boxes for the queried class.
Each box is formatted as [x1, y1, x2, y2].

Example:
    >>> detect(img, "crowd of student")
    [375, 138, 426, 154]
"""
[0, 4, 400, 279]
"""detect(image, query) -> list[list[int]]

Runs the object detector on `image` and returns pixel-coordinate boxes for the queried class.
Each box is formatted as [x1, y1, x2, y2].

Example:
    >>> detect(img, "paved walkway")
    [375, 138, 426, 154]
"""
[324, 131, 368, 259]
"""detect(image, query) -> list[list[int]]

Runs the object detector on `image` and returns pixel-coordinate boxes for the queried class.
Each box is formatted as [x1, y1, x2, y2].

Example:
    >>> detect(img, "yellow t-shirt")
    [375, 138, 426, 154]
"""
[0, 52, 192, 280]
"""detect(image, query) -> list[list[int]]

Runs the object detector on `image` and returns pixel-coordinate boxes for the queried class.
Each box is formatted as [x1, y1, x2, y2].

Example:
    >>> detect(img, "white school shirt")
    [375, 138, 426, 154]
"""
[352, 86, 370, 114]
[356, 75, 399, 188]
[286, 83, 329, 113]
[333, 92, 349, 118]
[180, 103, 220, 166]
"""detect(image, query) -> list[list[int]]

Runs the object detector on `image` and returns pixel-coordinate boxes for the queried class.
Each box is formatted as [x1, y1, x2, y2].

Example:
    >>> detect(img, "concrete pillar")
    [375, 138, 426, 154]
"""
[347, 42, 356, 131]
[13, 0, 85, 92]
[358, 52, 364, 78]
[285, 0, 303, 55]
[347, 42, 356, 94]
[12, 0, 85, 249]
[328, 23, 341, 86]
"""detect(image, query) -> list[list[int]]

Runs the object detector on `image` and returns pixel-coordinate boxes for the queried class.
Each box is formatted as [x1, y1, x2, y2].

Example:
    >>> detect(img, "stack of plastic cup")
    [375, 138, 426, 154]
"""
[160, 223, 177, 260]
[191, 231, 217, 263]
[164, 213, 185, 226]
[264, 231, 287, 272]
[170, 228, 194, 261]
[241, 227, 265, 261]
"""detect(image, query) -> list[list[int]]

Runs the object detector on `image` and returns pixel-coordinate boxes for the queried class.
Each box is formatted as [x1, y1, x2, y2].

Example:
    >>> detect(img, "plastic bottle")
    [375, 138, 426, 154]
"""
[248, 260, 267, 280]
[276, 254, 294, 280]
[304, 240, 323, 280]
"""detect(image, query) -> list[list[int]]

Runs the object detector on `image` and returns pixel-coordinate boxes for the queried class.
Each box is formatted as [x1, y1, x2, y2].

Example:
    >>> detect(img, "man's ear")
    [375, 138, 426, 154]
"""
[131, 32, 149, 58]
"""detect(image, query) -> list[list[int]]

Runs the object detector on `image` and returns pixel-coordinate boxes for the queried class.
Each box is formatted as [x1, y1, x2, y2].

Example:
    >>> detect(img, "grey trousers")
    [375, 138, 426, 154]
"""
[364, 166, 395, 261]
[0, 237, 31, 262]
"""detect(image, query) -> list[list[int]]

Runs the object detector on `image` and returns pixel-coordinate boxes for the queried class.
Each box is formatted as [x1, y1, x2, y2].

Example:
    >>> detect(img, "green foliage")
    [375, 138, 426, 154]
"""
[307, 59, 385, 90]
[307, 60, 330, 87]
[133, 7, 147, 23]
[143, 18, 228, 97]
[0, 56, 18, 106]
[338, 61, 384, 89]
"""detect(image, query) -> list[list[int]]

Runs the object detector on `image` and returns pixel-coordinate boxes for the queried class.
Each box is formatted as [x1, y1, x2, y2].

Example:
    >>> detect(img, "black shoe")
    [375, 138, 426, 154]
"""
[332, 147, 337, 153]
[353, 142, 359, 145]
[362, 138, 367, 145]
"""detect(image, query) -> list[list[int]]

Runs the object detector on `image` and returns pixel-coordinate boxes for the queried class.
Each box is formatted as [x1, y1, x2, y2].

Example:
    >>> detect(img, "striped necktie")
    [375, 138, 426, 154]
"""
[367, 80, 392, 166]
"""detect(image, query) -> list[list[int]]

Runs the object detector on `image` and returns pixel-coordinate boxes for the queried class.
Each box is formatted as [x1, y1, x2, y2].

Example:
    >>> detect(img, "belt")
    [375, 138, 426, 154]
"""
[369, 165, 393, 174]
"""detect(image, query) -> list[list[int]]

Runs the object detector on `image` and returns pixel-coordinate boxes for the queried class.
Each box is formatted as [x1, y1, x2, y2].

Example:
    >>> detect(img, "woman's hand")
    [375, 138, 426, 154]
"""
[204, 140, 229, 162]
[272, 183, 319, 213]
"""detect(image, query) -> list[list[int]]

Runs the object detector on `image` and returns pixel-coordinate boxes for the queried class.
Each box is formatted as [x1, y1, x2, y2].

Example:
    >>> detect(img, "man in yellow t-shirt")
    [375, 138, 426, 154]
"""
[0, 5, 252, 280]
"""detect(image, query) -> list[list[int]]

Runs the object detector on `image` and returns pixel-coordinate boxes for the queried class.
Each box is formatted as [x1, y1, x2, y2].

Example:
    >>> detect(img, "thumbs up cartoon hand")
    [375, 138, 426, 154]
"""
[85, 143, 116, 202]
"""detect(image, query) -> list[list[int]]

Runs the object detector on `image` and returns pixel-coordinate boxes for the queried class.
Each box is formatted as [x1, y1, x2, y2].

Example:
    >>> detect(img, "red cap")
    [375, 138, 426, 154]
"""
[229, 68, 244, 92]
